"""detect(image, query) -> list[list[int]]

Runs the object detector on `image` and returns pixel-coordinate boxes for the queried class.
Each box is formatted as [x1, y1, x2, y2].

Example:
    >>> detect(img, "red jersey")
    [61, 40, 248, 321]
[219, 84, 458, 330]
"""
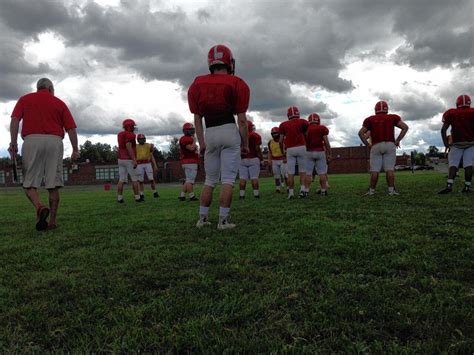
[362, 113, 401, 145]
[242, 131, 262, 159]
[11, 89, 77, 138]
[117, 131, 136, 160]
[188, 74, 250, 128]
[306, 124, 329, 151]
[442, 107, 474, 143]
[179, 135, 199, 164]
[279, 118, 309, 148]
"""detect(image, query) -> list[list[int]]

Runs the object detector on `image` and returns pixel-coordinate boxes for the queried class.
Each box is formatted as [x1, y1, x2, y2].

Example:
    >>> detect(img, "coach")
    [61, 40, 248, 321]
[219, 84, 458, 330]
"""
[9, 78, 79, 231]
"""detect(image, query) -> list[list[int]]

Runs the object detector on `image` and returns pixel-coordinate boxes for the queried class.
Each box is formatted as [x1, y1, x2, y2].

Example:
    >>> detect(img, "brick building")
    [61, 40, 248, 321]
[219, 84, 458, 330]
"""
[0, 146, 409, 187]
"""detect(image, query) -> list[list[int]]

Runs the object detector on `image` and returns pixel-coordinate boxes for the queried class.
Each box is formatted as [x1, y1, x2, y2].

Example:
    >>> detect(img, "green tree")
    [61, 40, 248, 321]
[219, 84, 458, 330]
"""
[79, 140, 117, 163]
[166, 137, 181, 160]
[427, 145, 439, 157]
[414, 152, 426, 165]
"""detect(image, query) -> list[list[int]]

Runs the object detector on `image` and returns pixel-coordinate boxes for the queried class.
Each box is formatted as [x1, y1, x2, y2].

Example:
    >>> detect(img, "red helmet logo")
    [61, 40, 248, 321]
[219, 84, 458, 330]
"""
[456, 94, 471, 108]
[122, 118, 136, 129]
[208, 45, 235, 74]
[375, 101, 388, 114]
[287, 106, 300, 119]
[308, 113, 320, 124]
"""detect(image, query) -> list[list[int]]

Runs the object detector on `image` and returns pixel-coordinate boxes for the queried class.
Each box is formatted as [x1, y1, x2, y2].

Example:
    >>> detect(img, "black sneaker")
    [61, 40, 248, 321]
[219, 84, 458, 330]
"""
[178, 196, 186, 201]
[117, 199, 124, 204]
[189, 196, 199, 201]
[153, 192, 159, 198]
[438, 186, 453, 194]
[135, 198, 143, 203]
[320, 190, 328, 196]
[461, 185, 471, 193]
[139, 195, 145, 201]
[254, 195, 260, 199]
[239, 196, 245, 200]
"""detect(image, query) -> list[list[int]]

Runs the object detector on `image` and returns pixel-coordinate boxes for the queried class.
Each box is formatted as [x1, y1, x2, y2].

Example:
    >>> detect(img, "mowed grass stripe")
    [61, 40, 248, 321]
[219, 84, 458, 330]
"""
[0, 172, 473, 352]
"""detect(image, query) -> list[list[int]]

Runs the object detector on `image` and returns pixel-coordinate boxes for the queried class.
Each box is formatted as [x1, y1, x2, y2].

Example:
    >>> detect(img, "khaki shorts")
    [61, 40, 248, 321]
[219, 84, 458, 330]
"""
[22, 134, 64, 189]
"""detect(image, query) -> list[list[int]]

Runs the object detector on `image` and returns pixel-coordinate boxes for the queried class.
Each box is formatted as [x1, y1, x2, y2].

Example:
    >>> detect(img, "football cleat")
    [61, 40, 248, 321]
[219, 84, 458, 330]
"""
[179, 196, 186, 201]
[139, 195, 145, 201]
[153, 192, 159, 198]
[461, 185, 471, 193]
[275, 189, 281, 193]
[364, 189, 375, 196]
[36, 205, 50, 231]
[239, 196, 245, 200]
[388, 190, 400, 196]
[320, 190, 328, 196]
[189, 196, 199, 201]
[288, 194, 294, 200]
[254, 195, 260, 199]
[117, 199, 124, 204]
[438, 187, 452, 194]
[135, 198, 143, 203]
[217, 219, 236, 230]
[196, 218, 211, 228]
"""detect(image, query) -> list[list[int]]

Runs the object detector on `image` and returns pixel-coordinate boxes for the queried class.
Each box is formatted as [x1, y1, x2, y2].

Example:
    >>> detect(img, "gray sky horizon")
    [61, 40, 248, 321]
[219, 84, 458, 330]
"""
[1, 0, 473, 157]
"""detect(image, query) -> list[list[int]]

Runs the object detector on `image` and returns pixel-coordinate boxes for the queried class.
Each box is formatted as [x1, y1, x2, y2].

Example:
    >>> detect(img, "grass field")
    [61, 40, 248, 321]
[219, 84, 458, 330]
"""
[0, 171, 473, 352]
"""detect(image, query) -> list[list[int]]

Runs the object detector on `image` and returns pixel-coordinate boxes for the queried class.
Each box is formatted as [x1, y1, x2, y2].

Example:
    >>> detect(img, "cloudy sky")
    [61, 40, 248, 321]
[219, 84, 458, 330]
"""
[1, 0, 473, 157]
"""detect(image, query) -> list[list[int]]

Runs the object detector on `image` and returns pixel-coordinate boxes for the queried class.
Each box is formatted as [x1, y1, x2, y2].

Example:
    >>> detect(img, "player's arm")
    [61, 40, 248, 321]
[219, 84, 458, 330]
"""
[256, 144, 263, 161]
[126, 142, 137, 167]
[150, 145, 158, 171]
[66, 128, 80, 160]
[395, 121, 409, 147]
[358, 127, 371, 147]
[440, 121, 450, 148]
[9, 117, 20, 155]
[323, 135, 332, 160]
[237, 113, 249, 154]
[267, 142, 272, 164]
[194, 114, 205, 156]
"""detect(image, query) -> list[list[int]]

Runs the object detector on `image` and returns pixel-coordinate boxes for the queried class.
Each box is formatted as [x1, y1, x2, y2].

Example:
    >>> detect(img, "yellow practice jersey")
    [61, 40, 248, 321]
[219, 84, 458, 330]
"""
[136, 143, 153, 161]
[268, 139, 284, 159]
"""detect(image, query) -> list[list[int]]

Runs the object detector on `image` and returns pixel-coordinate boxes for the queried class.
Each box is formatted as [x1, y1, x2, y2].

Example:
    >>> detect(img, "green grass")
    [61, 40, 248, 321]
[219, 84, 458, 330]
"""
[0, 172, 473, 352]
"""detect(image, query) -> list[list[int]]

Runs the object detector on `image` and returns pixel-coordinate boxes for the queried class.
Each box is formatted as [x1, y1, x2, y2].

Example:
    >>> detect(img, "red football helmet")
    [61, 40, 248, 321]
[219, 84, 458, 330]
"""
[137, 133, 145, 139]
[271, 127, 280, 139]
[308, 113, 320, 124]
[287, 106, 300, 119]
[122, 119, 136, 131]
[456, 94, 471, 108]
[247, 120, 255, 132]
[374, 101, 388, 114]
[208, 44, 235, 74]
[182, 122, 195, 136]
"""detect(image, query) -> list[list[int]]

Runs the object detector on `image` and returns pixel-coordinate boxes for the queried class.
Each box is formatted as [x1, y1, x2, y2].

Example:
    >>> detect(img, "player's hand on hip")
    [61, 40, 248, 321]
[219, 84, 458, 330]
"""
[395, 140, 400, 148]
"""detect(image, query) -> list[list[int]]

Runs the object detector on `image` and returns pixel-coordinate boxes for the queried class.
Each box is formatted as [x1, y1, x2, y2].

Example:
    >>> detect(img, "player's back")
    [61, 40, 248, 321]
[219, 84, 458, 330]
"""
[443, 108, 474, 143]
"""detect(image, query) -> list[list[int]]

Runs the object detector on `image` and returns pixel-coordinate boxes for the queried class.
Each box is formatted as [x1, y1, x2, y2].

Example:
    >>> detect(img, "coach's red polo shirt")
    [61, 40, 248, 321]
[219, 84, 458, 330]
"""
[11, 89, 77, 138]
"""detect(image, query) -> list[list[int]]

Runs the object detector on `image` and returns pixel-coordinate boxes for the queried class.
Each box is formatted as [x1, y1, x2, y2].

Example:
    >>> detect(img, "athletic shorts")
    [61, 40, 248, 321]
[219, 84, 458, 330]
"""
[118, 159, 139, 183]
[305, 151, 328, 175]
[239, 157, 260, 180]
[271, 160, 286, 178]
[136, 162, 154, 182]
[370, 141, 396, 172]
[448, 146, 474, 168]
[204, 123, 241, 187]
[182, 163, 198, 184]
[22, 134, 64, 189]
[286, 145, 307, 175]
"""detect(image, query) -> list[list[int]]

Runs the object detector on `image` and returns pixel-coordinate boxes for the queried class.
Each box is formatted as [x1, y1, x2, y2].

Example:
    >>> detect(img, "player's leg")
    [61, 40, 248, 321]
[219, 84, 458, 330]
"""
[249, 158, 261, 198]
[461, 147, 473, 192]
[367, 143, 383, 195]
[44, 139, 64, 228]
[439, 147, 463, 194]
[383, 142, 398, 195]
[186, 164, 198, 200]
[127, 161, 141, 202]
[239, 161, 248, 199]
[304, 153, 315, 194]
[272, 161, 281, 192]
[286, 149, 297, 198]
[315, 152, 329, 195]
[144, 163, 158, 198]
[296, 148, 307, 197]
[197, 134, 219, 227]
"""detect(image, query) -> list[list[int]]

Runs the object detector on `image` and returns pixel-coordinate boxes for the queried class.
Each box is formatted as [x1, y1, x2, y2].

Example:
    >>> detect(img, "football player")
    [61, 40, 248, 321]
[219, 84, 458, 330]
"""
[239, 120, 263, 199]
[136, 133, 159, 200]
[188, 45, 250, 229]
[439, 95, 474, 193]
[179, 122, 200, 201]
[358, 101, 409, 195]
[304, 113, 331, 196]
[279, 106, 309, 199]
[117, 119, 141, 203]
[268, 127, 287, 192]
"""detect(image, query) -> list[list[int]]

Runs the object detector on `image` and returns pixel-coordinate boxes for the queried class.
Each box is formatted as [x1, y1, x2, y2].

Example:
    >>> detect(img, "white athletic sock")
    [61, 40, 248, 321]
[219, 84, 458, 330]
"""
[135, 195, 141, 200]
[465, 181, 471, 186]
[447, 179, 454, 185]
[199, 206, 209, 220]
[239, 190, 245, 197]
[180, 191, 185, 197]
[140, 191, 144, 196]
[289, 188, 294, 196]
[276, 185, 281, 191]
[253, 189, 259, 197]
[219, 207, 230, 222]
[117, 195, 123, 201]
[369, 188, 375, 193]
[388, 186, 395, 193]
[189, 192, 195, 198]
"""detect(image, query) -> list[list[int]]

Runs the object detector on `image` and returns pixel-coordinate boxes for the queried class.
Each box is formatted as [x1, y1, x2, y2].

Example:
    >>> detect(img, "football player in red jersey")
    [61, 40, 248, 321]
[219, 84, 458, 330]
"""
[358, 101, 409, 195]
[117, 119, 141, 203]
[278, 106, 309, 199]
[188, 45, 250, 230]
[179, 123, 200, 201]
[304, 113, 331, 196]
[439, 95, 474, 193]
[239, 120, 263, 199]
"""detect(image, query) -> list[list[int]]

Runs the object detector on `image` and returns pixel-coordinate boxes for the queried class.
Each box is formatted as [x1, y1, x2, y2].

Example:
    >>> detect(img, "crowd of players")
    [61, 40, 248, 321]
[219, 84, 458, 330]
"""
[8, 45, 474, 231]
